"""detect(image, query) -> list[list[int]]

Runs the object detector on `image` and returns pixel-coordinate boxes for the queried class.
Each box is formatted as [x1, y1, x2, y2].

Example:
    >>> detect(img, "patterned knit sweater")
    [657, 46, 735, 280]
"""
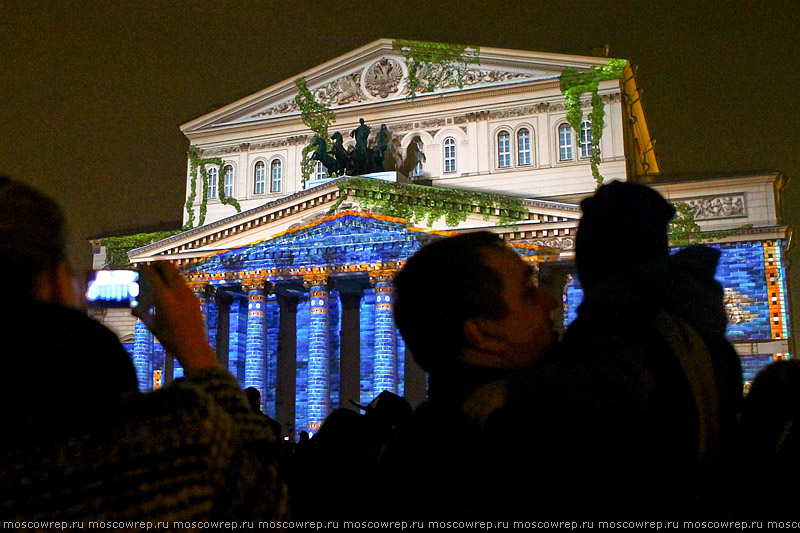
[0, 304, 288, 528]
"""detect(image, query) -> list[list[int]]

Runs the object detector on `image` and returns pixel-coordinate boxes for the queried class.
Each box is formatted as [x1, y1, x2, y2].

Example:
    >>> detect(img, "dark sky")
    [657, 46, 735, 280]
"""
[1, 1, 797, 335]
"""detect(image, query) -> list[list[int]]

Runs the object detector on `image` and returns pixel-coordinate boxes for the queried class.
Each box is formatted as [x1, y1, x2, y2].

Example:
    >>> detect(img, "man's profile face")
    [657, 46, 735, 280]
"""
[481, 247, 557, 369]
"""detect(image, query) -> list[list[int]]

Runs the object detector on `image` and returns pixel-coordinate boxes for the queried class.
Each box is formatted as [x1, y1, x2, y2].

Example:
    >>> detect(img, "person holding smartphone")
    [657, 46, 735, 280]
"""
[0, 176, 287, 524]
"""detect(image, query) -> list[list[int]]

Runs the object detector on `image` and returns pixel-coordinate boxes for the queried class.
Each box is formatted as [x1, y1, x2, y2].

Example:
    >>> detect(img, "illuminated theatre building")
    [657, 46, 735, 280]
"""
[116, 40, 791, 437]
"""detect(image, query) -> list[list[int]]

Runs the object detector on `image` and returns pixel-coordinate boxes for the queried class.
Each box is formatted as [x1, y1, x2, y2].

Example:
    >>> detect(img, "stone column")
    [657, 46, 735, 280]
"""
[276, 294, 298, 438]
[205, 286, 219, 355]
[371, 270, 398, 395]
[133, 318, 154, 392]
[228, 295, 248, 385]
[244, 278, 269, 408]
[214, 289, 233, 371]
[305, 276, 330, 433]
[339, 290, 362, 411]
[182, 283, 210, 380]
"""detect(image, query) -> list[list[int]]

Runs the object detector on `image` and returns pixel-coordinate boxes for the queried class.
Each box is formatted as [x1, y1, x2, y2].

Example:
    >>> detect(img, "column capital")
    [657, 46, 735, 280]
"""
[369, 269, 396, 286]
[187, 282, 207, 295]
[242, 277, 274, 294]
[303, 274, 331, 290]
[213, 288, 234, 307]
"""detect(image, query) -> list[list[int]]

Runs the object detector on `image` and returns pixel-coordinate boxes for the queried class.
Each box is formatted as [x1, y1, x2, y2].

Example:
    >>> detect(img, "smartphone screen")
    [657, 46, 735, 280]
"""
[86, 270, 139, 308]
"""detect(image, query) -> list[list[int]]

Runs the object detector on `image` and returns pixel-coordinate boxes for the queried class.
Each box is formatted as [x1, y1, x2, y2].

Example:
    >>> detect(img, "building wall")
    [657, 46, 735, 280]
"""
[563, 239, 792, 386]
[185, 80, 628, 227]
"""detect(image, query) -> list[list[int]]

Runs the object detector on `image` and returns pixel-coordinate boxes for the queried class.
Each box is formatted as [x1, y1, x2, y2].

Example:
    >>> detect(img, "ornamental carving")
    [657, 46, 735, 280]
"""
[249, 135, 309, 151]
[407, 66, 533, 94]
[448, 68, 532, 89]
[517, 237, 575, 250]
[312, 72, 365, 106]
[681, 194, 746, 220]
[252, 100, 300, 118]
[421, 118, 446, 128]
[364, 58, 403, 98]
[200, 145, 243, 157]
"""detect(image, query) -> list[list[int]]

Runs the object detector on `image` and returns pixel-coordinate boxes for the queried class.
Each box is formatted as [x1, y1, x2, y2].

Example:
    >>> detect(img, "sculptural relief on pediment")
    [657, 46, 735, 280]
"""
[680, 194, 747, 220]
[364, 58, 405, 98]
[248, 58, 560, 120]
[314, 72, 366, 106]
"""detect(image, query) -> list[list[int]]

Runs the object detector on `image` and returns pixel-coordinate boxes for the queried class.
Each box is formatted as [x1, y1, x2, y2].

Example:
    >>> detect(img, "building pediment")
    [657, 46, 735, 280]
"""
[181, 38, 617, 134]
[129, 176, 577, 266]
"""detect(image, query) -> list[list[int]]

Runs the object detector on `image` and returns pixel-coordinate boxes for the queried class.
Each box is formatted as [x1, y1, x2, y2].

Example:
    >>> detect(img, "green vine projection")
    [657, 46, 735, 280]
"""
[392, 40, 480, 99]
[296, 77, 336, 186]
[185, 146, 242, 229]
[559, 58, 626, 188]
[100, 231, 181, 269]
[668, 202, 741, 246]
[330, 177, 525, 226]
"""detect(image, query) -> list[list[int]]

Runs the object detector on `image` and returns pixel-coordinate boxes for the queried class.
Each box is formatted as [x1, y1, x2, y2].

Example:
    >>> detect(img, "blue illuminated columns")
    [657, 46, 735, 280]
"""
[133, 318, 153, 392]
[306, 277, 331, 433]
[372, 271, 398, 394]
[244, 279, 268, 405]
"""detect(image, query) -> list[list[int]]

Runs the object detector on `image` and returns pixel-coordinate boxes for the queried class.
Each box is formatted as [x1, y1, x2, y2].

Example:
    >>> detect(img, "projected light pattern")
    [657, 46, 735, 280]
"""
[131, 212, 571, 436]
[560, 240, 792, 383]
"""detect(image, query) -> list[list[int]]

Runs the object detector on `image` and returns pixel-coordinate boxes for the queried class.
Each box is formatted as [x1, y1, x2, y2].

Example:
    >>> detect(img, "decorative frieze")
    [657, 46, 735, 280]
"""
[678, 194, 747, 220]
[252, 100, 300, 118]
[516, 237, 575, 250]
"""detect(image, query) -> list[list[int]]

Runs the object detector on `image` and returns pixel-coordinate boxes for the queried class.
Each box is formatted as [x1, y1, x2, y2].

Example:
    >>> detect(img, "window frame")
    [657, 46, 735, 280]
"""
[443, 137, 457, 174]
[558, 123, 574, 162]
[497, 130, 511, 168]
[254, 161, 266, 195]
[579, 120, 593, 159]
[315, 161, 327, 181]
[207, 166, 218, 199]
[223, 164, 234, 198]
[270, 159, 282, 193]
[517, 128, 532, 166]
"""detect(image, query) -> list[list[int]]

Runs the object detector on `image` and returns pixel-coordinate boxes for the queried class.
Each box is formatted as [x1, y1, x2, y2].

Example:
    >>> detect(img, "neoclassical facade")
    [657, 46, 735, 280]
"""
[121, 40, 791, 437]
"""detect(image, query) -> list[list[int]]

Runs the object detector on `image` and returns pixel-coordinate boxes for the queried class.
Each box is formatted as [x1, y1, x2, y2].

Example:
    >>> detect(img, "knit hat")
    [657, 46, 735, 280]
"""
[576, 180, 675, 291]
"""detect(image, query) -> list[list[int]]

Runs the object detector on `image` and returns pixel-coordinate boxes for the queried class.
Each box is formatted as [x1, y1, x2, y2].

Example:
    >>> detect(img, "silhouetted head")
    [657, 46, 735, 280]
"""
[576, 180, 675, 291]
[394, 231, 556, 373]
[244, 386, 262, 413]
[0, 176, 73, 305]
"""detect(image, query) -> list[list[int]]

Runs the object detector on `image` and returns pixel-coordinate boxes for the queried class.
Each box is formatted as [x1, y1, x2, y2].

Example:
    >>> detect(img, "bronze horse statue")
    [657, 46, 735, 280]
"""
[331, 132, 355, 176]
[309, 135, 338, 177]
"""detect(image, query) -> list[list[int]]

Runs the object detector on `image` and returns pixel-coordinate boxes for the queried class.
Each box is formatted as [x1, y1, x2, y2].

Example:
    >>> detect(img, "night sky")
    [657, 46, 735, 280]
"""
[1, 2, 797, 343]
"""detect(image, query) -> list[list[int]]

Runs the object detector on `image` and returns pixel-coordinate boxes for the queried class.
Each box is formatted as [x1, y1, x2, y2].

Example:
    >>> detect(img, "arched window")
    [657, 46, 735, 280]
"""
[558, 123, 573, 161]
[580, 120, 593, 158]
[443, 137, 457, 173]
[254, 161, 265, 194]
[498, 131, 511, 168]
[315, 161, 327, 180]
[207, 167, 218, 199]
[270, 160, 282, 192]
[517, 128, 532, 166]
[223, 165, 234, 198]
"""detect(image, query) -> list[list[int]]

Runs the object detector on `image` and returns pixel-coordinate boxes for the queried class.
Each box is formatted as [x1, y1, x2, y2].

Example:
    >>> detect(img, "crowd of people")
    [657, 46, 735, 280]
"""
[0, 176, 796, 523]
